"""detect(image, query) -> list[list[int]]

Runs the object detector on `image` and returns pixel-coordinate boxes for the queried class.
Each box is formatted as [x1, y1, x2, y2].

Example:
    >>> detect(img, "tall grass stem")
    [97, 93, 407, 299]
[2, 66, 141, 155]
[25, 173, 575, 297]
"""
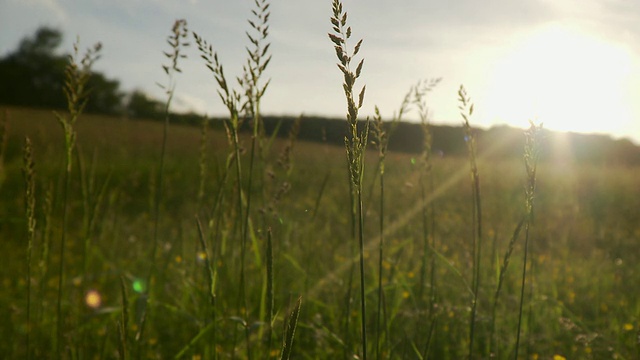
[514, 122, 543, 359]
[53, 39, 101, 357]
[458, 85, 482, 359]
[23, 137, 36, 360]
[329, 1, 369, 357]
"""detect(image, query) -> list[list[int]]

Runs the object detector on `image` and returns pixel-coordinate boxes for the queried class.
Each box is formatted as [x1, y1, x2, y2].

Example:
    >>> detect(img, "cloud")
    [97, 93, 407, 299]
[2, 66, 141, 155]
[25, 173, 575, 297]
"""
[0, 0, 68, 55]
[23, 0, 68, 22]
[2, 0, 66, 24]
[165, 93, 204, 114]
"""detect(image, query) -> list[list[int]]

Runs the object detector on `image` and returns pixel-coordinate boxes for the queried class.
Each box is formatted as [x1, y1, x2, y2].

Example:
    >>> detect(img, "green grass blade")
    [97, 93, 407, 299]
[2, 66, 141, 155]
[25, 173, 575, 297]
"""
[280, 296, 302, 360]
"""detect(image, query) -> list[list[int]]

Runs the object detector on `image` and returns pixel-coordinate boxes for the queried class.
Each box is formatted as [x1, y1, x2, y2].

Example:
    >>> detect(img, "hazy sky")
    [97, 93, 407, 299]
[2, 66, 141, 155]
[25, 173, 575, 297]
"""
[2, 0, 640, 143]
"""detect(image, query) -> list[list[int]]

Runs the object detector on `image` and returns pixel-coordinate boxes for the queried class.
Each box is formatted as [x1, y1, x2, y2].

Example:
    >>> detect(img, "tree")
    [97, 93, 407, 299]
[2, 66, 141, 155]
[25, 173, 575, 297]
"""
[17, 27, 62, 58]
[0, 27, 124, 114]
[86, 73, 124, 115]
[126, 90, 164, 120]
[0, 28, 67, 109]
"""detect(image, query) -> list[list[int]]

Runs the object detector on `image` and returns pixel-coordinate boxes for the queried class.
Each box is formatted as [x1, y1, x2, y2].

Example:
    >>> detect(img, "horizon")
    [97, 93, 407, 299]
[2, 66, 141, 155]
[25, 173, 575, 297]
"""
[2, 0, 640, 144]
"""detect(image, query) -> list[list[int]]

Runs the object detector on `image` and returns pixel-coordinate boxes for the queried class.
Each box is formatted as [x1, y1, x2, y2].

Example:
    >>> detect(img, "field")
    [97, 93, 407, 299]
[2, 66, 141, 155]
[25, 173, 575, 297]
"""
[1, 104, 639, 359]
[2, 1, 640, 358]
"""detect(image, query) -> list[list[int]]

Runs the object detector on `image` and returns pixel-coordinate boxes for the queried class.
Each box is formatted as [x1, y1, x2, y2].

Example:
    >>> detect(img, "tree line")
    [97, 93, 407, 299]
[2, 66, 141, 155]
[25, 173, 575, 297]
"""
[257, 116, 640, 165]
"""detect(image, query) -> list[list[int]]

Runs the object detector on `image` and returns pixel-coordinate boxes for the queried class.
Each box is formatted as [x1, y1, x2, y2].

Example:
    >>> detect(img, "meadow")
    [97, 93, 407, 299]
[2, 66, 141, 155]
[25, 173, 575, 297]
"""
[2, 1, 640, 359]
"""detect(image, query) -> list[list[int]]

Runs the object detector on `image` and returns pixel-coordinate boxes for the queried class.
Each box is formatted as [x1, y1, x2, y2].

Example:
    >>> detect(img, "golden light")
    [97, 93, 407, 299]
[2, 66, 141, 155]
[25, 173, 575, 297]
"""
[85, 289, 102, 309]
[197, 251, 207, 261]
[483, 24, 634, 135]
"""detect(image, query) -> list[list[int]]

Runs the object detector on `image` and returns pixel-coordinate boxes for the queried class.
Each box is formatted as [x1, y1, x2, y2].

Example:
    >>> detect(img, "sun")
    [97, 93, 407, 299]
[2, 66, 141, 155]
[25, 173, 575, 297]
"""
[482, 24, 634, 135]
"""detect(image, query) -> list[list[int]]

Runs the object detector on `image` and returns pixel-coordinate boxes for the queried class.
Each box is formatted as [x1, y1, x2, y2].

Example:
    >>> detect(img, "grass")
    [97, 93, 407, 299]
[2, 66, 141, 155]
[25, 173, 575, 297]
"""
[329, 1, 369, 358]
[2, 1, 640, 358]
[22, 136, 36, 360]
[514, 121, 543, 359]
[53, 38, 102, 358]
[458, 85, 483, 358]
[3, 105, 640, 358]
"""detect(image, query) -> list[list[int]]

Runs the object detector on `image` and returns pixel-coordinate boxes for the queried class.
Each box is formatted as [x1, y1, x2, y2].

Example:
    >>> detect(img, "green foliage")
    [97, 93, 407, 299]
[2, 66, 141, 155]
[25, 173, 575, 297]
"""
[2, 105, 640, 359]
[0, 27, 124, 115]
[0, 28, 67, 109]
[127, 90, 165, 120]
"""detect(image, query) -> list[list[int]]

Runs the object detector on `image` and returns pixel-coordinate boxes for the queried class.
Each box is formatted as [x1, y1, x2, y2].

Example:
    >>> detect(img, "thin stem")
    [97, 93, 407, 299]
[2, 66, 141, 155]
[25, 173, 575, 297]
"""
[231, 122, 246, 314]
[458, 85, 481, 359]
[53, 39, 101, 358]
[149, 84, 171, 281]
[150, 18, 188, 282]
[142, 19, 188, 355]
[490, 217, 525, 357]
[56, 144, 71, 358]
[265, 228, 274, 359]
[343, 162, 356, 360]
[515, 222, 531, 358]
[515, 122, 542, 359]
[196, 217, 217, 359]
[357, 185, 367, 360]
[376, 172, 384, 360]
[23, 137, 36, 360]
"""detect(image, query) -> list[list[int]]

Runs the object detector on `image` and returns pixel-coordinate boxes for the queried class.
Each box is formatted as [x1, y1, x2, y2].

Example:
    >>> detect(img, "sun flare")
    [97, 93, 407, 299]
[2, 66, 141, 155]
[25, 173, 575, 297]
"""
[483, 24, 634, 135]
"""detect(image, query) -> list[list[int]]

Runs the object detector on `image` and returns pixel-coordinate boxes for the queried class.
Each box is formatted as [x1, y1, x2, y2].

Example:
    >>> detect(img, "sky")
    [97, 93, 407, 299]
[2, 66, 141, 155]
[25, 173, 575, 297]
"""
[2, 0, 640, 144]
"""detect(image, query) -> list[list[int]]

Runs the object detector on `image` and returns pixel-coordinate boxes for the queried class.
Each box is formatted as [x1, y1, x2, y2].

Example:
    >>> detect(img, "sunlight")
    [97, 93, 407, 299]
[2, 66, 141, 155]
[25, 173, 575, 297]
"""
[483, 24, 634, 135]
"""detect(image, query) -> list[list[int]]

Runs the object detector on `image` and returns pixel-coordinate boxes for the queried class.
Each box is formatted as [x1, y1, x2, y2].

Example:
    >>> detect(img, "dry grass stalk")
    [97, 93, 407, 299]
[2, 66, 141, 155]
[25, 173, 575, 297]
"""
[515, 121, 544, 359]
[329, 1, 369, 358]
[23, 136, 36, 360]
[458, 84, 483, 359]
[53, 38, 102, 356]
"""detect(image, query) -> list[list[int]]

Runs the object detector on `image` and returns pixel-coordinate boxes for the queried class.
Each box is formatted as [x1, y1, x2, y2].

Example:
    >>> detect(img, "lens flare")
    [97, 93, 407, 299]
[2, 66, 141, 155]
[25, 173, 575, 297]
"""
[132, 279, 146, 293]
[85, 290, 102, 309]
